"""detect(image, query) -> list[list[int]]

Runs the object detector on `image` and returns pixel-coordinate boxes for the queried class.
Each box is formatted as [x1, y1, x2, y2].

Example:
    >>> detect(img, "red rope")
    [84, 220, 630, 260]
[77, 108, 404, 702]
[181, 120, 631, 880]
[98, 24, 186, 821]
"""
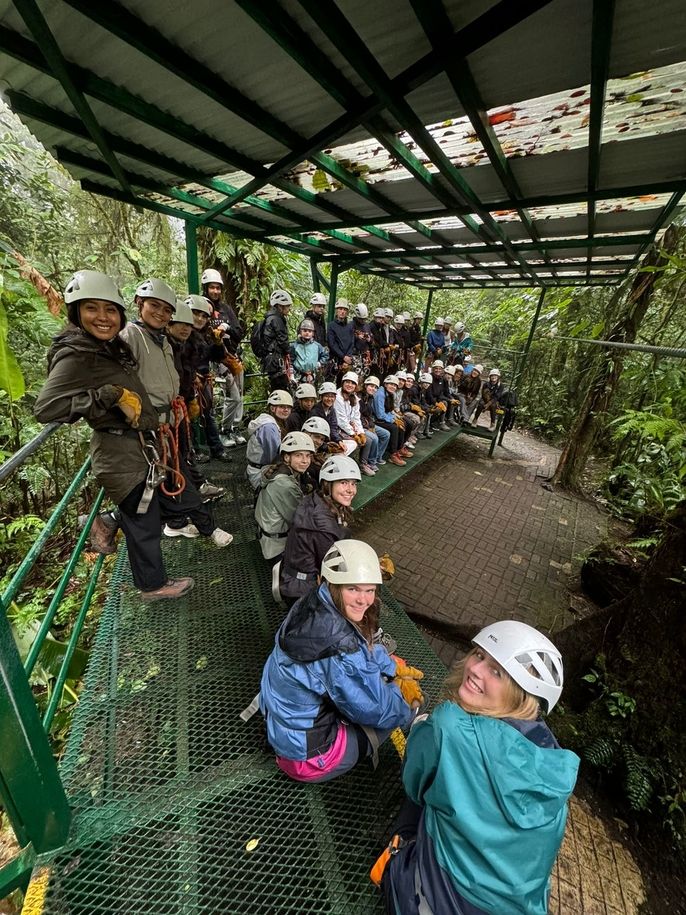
[159, 397, 188, 496]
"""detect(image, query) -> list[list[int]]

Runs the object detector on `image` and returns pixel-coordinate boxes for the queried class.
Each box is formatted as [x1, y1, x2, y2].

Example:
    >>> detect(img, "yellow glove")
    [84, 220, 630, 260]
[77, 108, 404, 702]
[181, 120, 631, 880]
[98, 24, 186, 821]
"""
[188, 400, 200, 420]
[451, 399, 459, 406]
[414, 344, 421, 354]
[327, 441, 345, 454]
[395, 664, 424, 681]
[379, 553, 395, 579]
[410, 404, 423, 415]
[437, 401, 447, 413]
[116, 388, 142, 427]
[357, 433, 367, 446]
[393, 416, 405, 429]
[394, 676, 424, 706]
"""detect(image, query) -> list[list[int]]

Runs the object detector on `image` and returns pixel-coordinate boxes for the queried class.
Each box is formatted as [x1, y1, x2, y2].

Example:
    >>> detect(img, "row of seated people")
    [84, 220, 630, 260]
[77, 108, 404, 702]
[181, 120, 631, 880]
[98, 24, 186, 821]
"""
[252, 535, 579, 914]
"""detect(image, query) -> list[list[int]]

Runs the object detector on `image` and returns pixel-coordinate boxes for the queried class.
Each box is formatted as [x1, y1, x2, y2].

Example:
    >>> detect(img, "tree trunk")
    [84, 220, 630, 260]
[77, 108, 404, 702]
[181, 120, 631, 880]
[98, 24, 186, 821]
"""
[551, 224, 683, 490]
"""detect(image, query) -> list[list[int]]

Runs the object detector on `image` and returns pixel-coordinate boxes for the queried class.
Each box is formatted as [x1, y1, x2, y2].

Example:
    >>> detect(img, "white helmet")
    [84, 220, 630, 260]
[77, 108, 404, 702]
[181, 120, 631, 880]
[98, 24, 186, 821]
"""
[489, 368, 501, 378]
[444, 365, 456, 376]
[310, 292, 327, 306]
[280, 431, 315, 453]
[335, 299, 350, 312]
[301, 416, 330, 438]
[463, 355, 473, 364]
[454, 363, 464, 372]
[473, 364, 484, 375]
[171, 299, 194, 325]
[295, 383, 317, 400]
[413, 311, 423, 319]
[384, 308, 394, 318]
[318, 382, 337, 395]
[299, 318, 315, 332]
[185, 294, 213, 315]
[419, 372, 432, 383]
[383, 375, 399, 386]
[455, 321, 465, 333]
[402, 312, 411, 322]
[432, 360, 444, 369]
[364, 375, 380, 388]
[434, 317, 445, 326]
[201, 268, 223, 286]
[373, 308, 385, 318]
[135, 278, 176, 310]
[472, 620, 564, 712]
[319, 454, 362, 483]
[395, 371, 407, 380]
[353, 302, 368, 319]
[443, 316, 453, 325]
[64, 270, 124, 308]
[270, 290, 293, 308]
[267, 390, 294, 407]
[395, 314, 405, 324]
[341, 371, 358, 384]
[321, 540, 382, 585]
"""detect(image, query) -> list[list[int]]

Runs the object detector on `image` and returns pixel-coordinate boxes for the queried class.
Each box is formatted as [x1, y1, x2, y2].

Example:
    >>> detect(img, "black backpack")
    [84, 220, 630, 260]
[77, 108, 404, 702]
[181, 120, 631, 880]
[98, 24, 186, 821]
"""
[250, 317, 268, 359]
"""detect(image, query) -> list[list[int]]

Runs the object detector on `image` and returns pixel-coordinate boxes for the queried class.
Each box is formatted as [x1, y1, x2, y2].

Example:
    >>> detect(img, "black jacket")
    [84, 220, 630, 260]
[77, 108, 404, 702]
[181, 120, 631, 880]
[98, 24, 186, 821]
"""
[311, 402, 342, 443]
[352, 318, 372, 355]
[213, 301, 244, 353]
[285, 405, 312, 433]
[327, 319, 354, 361]
[263, 307, 290, 356]
[280, 493, 350, 602]
[430, 376, 450, 403]
[304, 308, 327, 347]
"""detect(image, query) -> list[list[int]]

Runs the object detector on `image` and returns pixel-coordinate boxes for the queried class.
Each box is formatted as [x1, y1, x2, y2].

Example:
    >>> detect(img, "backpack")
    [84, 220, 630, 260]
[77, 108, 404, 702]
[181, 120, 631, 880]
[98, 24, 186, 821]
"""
[250, 317, 268, 359]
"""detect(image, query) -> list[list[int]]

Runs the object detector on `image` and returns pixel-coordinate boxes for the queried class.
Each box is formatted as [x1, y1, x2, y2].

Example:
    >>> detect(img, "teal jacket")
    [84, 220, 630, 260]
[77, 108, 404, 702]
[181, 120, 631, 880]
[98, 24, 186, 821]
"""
[400, 702, 579, 915]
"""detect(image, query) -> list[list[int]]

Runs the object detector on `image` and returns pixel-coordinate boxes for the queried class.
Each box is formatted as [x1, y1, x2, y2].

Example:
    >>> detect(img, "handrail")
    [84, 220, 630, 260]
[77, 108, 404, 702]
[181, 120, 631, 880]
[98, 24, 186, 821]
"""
[0, 421, 60, 484]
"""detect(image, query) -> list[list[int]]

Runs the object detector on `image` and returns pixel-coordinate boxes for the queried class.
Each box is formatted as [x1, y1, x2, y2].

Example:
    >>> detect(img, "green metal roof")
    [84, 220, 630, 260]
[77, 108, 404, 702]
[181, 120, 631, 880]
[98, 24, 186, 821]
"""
[1, 0, 685, 288]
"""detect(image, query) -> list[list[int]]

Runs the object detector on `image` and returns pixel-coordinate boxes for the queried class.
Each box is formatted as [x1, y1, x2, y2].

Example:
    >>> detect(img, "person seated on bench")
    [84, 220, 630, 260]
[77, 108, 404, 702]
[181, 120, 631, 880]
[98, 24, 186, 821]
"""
[373, 621, 579, 915]
[254, 431, 313, 562]
[359, 375, 390, 473]
[260, 540, 423, 782]
[311, 382, 354, 456]
[473, 367, 504, 431]
[246, 389, 293, 491]
[300, 415, 331, 491]
[285, 382, 317, 432]
[457, 364, 482, 424]
[279, 455, 360, 606]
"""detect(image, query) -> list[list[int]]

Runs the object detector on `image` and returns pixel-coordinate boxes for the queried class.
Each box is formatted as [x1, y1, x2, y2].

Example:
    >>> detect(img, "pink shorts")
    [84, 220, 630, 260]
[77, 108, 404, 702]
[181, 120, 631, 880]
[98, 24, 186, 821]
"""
[276, 724, 348, 782]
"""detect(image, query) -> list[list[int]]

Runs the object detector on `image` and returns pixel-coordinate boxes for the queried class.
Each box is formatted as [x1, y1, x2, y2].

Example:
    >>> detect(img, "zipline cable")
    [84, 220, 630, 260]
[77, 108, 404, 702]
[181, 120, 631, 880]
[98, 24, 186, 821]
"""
[543, 336, 686, 359]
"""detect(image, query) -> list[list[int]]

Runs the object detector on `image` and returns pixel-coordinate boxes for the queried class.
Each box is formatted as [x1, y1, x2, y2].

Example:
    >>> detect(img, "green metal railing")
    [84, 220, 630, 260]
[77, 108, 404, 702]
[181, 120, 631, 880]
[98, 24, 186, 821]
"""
[0, 433, 109, 898]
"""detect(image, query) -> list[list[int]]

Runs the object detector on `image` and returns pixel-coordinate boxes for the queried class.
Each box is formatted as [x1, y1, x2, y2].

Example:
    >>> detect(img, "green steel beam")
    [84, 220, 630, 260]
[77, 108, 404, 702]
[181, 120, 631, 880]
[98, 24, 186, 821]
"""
[11, 0, 133, 199]
[586, 0, 616, 276]
[612, 192, 684, 282]
[410, 0, 556, 278]
[185, 222, 199, 293]
[0, 602, 71, 852]
[217, 0, 552, 214]
[327, 264, 339, 322]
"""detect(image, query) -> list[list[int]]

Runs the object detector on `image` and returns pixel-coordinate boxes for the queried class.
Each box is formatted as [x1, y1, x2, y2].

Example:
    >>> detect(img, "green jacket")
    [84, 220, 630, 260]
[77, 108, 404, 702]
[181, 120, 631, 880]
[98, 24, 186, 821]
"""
[118, 322, 179, 414]
[254, 468, 305, 560]
[34, 328, 158, 504]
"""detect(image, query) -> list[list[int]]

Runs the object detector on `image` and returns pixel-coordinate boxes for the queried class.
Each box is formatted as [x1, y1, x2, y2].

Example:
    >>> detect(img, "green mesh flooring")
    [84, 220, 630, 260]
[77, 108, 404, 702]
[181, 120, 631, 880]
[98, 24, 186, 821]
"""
[25, 454, 446, 915]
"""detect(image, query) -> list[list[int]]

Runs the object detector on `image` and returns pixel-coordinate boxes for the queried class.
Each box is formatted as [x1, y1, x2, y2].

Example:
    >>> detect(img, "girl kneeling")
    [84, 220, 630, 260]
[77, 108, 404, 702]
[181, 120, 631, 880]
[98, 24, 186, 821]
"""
[379, 621, 579, 915]
[260, 540, 418, 782]
[254, 431, 313, 561]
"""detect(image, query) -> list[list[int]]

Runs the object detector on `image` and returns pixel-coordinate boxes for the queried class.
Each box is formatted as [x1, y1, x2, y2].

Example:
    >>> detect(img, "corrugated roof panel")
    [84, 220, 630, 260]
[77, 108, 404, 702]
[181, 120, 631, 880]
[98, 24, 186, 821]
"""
[610, 0, 686, 75]
[598, 130, 686, 188]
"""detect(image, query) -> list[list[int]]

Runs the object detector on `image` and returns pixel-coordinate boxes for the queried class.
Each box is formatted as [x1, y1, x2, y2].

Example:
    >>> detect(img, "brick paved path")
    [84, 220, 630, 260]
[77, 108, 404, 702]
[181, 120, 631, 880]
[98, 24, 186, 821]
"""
[355, 428, 607, 644]
[356, 430, 649, 915]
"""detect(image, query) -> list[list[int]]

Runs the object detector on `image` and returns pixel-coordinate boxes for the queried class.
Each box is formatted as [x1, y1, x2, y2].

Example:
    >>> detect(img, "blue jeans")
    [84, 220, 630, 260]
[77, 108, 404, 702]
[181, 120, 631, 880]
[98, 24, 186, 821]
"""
[361, 429, 380, 465]
[367, 425, 390, 462]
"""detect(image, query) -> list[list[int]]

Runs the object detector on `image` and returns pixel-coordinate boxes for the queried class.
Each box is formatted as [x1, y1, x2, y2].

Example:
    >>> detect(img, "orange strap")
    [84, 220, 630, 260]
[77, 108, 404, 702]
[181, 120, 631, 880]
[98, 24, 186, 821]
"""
[159, 397, 188, 496]
[370, 834, 401, 887]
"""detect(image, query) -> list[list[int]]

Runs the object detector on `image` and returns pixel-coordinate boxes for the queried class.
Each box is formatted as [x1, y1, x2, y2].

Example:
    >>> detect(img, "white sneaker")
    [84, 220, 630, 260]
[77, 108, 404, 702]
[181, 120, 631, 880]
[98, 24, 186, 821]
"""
[489, 422, 496, 431]
[220, 432, 237, 448]
[211, 528, 234, 548]
[232, 429, 246, 444]
[164, 523, 200, 539]
[199, 481, 225, 499]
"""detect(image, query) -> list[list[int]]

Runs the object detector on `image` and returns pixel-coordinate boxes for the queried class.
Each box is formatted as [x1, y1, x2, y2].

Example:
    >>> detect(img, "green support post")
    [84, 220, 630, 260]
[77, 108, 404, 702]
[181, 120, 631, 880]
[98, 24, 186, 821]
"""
[514, 287, 546, 388]
[310, 259, 320, 293]
[0, 603, 71, 854]
[417, 288, 434, 372]
[185, 221, 199, 294]
[327, 264, 339, 323]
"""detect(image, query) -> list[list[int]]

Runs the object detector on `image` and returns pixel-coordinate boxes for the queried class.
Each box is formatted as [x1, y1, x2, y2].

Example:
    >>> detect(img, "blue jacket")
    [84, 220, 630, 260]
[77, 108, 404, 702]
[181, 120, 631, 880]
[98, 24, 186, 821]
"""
[451, 333, 473, 356]
[386, 702, 579, 915]
[290, 338, 327, 374]
[373, 387, 396, 423]
[327, 319, 355, 361]
[426, 330, 445, 354]
[260, 584, 411, 760]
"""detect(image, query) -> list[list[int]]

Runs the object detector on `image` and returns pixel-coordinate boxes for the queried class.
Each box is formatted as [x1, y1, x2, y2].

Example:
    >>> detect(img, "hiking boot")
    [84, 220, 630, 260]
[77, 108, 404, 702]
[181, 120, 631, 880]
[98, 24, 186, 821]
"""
[195, 452, 211, 464]
[199, 481, 225, 500]
[489, 422, 497, 431]
[211, 450, 232, 462]
[389, 452, 406, 466]
[438, 421, 449, 431]
[377, 458, 387, 465]
[140, 577, 195, 602]
[211, 528, 234, 548]
[360, 463, 376, 476]
[89, 513, 119, 554]
[220, 432, 237, 449]
[164, 523, 200, 539]
[373, 628, 398, 655]
[400, 447, 414, 459]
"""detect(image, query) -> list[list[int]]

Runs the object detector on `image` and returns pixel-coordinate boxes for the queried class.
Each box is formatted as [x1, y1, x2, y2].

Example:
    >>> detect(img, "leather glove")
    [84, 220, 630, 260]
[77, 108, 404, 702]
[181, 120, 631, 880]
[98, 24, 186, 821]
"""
[188, 400, 200, 420]
[356, 433, 367, 446]
[393, 416, 405, 429]
[379, 553, 395, 579]
[394, 676, 424, 707]
[451, 399, 459, 406]
[395, 664, 424, 681]
[437, 401, 447, 413]
[410, 404, 423, 415]
[327, 441, 345, 454]
[116, 388, 142, 427]
[414, 344, 421, 354]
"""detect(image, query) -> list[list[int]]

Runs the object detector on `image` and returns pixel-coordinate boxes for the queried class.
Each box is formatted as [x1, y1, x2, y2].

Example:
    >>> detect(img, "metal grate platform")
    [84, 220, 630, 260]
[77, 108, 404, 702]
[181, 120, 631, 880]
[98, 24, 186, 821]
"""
[23, 455, 446, 915]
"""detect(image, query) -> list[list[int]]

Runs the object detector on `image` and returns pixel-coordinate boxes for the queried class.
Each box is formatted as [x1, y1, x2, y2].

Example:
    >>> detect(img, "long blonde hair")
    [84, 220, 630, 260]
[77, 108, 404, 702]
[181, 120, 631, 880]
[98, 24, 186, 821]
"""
[443, 648, 541, 720]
